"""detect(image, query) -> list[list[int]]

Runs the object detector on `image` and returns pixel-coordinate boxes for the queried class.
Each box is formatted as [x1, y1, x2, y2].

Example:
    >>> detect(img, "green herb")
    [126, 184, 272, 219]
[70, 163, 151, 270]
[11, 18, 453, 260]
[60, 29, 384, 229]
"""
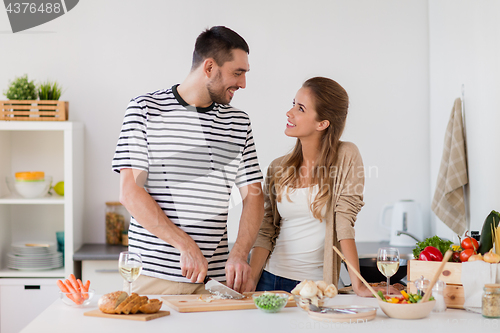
[38, 81, 62, 100]
[4, 74, 37, 100]
[413, 236, 453, 259]
[254, 293, 287, 312]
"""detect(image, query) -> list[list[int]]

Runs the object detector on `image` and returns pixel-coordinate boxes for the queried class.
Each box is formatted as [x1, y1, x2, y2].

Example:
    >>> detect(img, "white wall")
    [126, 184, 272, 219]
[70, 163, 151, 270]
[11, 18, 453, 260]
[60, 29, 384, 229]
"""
[429, 0, 500, 242]
[0, 0, 431, 244]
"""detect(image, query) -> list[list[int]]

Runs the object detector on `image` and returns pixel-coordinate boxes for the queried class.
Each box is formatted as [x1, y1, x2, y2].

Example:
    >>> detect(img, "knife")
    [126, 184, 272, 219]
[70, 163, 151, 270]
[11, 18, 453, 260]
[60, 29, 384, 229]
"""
[203, 276, 244, 299]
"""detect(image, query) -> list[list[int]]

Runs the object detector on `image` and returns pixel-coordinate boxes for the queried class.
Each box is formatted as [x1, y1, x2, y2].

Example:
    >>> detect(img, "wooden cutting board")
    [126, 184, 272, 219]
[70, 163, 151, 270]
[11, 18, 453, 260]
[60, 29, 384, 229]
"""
[162, 291, 295, 313]
[84, 310, 170, 321]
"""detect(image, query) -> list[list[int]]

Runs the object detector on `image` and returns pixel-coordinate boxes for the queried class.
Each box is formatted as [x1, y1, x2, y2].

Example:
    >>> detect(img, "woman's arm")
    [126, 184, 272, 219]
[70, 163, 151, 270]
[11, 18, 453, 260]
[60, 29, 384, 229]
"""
[247, 247, 271, 291]
[339, 239, 374, 297]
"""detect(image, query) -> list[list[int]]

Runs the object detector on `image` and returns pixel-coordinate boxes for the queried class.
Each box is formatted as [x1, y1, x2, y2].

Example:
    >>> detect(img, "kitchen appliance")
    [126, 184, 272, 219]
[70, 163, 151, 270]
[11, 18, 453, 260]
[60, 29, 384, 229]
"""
[380, 200, 424, 247]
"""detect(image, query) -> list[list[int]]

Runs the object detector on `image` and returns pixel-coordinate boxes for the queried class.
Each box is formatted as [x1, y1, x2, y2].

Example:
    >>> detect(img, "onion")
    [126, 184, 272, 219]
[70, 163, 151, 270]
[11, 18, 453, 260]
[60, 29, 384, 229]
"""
[468, 253, 484, 261]
[315, 280, 328, 292]
[291, 280, 308, 295]
[484, 249, 500, 263]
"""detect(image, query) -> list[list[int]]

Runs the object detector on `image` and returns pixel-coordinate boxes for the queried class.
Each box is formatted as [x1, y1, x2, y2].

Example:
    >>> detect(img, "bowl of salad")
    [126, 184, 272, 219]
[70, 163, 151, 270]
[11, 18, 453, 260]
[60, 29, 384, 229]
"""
[252, 292, 289, 313]
[377, 291, 435, 319]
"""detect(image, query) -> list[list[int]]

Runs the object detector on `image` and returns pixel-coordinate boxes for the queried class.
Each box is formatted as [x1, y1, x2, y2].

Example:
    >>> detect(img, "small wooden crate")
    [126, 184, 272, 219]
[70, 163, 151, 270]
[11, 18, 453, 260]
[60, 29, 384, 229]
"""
[407, 259, 464, 309]
[0, 100, 68, 121]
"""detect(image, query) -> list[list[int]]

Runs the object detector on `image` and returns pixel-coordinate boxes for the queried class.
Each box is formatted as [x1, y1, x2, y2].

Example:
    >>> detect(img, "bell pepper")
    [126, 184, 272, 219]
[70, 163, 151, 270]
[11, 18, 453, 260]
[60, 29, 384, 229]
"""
[418, 246, 443, 261]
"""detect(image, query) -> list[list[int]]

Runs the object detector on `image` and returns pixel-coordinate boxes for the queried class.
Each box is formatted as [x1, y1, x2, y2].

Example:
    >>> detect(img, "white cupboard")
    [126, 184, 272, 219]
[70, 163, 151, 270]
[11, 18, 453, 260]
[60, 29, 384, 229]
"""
[0, 121, 84, 332]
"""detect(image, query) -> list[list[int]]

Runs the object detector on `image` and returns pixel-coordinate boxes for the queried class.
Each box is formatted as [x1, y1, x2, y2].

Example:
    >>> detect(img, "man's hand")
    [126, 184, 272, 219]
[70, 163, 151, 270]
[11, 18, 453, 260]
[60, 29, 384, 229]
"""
[180, 243, 208, 283]
[225, 254, 252, 293]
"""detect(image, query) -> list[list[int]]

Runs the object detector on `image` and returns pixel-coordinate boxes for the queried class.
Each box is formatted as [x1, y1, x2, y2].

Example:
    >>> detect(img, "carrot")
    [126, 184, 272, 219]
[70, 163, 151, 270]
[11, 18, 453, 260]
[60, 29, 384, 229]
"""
[57, 279, 77, 303]
[57, 279, 70, 293]
[65, 280, 83, 305]
[69, 274, 80, 292]
[77, 279, 88, 300]
[83, 280, 90, 292]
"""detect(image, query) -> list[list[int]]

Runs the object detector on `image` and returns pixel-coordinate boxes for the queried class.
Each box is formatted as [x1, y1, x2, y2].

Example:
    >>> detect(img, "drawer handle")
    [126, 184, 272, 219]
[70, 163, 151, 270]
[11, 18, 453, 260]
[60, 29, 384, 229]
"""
[25, 285, 41, 290]
[95, 269, 119, 273]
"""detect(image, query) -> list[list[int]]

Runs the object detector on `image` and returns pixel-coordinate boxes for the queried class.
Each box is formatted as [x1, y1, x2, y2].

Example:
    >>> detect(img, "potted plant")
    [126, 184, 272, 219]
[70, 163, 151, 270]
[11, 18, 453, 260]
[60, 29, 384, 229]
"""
[3, 74, 37, 118]
[37, 81, 63, 117]
[1, 76, 68, 121]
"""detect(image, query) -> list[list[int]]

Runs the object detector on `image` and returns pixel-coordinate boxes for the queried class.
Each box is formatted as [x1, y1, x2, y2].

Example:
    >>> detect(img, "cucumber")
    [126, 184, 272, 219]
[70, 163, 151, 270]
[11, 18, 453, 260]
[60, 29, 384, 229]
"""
[478, 210, 500, 255]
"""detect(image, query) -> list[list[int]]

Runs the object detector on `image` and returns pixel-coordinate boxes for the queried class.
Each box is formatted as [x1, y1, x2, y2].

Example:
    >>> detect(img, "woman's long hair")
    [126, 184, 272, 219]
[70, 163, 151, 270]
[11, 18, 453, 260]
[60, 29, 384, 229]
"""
[275, 77, 349, 221]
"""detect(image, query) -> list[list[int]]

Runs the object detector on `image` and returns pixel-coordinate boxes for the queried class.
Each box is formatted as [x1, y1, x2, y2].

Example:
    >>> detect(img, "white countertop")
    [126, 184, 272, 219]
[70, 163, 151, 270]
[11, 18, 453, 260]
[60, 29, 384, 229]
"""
[21, 294, 496, 333]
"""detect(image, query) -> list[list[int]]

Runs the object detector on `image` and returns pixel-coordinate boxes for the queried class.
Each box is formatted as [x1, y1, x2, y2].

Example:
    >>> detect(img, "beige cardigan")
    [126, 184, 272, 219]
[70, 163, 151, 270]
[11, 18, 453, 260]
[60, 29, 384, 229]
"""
[253, 141, 365, 287]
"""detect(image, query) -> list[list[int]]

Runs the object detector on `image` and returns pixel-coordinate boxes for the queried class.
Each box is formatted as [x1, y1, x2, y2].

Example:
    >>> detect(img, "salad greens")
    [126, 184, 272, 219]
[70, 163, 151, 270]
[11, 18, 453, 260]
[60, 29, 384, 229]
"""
[412, 236, 453, 259]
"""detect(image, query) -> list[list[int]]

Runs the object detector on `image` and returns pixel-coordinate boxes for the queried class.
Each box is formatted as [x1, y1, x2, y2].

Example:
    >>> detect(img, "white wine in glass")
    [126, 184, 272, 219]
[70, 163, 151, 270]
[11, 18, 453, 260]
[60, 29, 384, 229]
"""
[118, 251, 142, 295]
[377, 247, 400, 296]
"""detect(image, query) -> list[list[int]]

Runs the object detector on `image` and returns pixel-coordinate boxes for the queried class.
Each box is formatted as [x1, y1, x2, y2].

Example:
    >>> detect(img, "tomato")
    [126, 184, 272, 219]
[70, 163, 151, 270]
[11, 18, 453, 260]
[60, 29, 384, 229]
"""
[460, 248, 476, 262]
[452, 251, 461, 262]
[461, 236, 479, 251]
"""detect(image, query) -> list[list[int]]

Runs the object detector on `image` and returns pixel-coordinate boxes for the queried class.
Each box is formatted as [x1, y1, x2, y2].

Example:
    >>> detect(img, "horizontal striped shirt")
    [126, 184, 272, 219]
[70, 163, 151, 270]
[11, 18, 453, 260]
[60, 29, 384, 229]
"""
[112, 85, 263, 282]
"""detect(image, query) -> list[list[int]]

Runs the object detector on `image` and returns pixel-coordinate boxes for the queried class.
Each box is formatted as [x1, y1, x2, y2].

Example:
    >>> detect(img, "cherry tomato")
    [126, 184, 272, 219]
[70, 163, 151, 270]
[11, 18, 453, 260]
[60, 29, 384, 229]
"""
[460, 248, 476, 262]
[452, 251, 461, 262]
[461, 236, 479, 251]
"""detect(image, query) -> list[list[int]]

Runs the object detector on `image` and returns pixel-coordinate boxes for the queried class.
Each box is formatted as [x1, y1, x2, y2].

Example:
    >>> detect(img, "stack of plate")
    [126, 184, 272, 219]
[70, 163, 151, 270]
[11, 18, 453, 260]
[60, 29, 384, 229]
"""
[7, 241, 63, 270]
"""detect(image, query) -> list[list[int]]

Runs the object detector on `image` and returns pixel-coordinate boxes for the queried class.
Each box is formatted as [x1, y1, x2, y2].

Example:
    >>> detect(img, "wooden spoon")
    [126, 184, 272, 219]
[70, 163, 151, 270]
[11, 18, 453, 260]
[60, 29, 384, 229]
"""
[332, 245, 383, 301]
[421, 250, 453, 302]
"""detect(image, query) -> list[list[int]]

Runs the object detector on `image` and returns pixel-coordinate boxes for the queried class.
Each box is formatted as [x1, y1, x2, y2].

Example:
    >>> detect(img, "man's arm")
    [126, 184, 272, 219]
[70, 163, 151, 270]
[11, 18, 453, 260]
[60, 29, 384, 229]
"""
[119, 168, 208, 283]
[225, 182, 264, 292]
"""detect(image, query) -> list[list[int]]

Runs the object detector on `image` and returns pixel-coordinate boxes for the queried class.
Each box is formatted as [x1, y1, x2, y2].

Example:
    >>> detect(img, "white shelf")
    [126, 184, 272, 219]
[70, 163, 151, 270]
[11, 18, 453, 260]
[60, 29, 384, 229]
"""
[0, 195, 65, 205]
[0, 267, 65, 278]
[0, 121, 83, 131]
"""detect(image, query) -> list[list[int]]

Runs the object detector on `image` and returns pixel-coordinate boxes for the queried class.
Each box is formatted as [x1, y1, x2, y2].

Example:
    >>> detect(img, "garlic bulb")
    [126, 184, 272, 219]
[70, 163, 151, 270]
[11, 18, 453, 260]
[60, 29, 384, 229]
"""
[315, 280, 328, 292]
[324, 284, 338, 298]
[291, 280, 308, 295]
[299, 280, 318, 298]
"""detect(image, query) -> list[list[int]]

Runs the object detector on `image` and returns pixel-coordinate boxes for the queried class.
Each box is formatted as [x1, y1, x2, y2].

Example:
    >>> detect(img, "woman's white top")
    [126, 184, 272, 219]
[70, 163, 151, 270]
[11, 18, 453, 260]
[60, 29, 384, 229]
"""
[266, 185, 326, 281]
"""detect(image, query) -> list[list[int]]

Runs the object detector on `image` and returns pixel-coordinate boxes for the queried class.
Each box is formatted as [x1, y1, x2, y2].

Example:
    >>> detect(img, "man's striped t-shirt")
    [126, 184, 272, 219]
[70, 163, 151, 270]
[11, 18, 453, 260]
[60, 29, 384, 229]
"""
[112, 85, 263, 283]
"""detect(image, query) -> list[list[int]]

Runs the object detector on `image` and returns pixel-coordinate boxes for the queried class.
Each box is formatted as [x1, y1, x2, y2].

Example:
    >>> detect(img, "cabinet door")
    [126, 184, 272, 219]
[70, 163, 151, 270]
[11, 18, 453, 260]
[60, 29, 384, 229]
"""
[0, 279, 59, 333]
[82, 260, 123, 294]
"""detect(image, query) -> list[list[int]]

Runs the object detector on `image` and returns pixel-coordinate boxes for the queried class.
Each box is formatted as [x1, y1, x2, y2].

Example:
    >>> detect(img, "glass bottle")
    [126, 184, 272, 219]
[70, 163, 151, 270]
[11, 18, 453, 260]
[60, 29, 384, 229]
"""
[105, 202, 125, 245]
[482, 284, 500, 318]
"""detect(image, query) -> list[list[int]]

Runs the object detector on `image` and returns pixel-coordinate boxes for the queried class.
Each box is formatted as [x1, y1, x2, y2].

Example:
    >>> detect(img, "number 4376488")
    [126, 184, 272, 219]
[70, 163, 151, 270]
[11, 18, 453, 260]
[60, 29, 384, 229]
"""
[6, 2, 62, 14]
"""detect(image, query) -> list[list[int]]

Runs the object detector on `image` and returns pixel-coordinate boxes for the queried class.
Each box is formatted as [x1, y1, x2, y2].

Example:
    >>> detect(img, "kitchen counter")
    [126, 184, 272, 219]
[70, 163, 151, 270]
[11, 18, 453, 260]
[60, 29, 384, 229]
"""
[73, 243, 128, 261]
[22, 294, 494, 333]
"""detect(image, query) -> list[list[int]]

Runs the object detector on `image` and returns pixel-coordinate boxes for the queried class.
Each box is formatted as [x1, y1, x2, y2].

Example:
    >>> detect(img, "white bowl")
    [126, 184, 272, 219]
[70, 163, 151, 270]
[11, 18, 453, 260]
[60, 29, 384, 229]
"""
[6, 176, 52, 198]
[378, 299, 436, 319]
[59, 289, 95, 307]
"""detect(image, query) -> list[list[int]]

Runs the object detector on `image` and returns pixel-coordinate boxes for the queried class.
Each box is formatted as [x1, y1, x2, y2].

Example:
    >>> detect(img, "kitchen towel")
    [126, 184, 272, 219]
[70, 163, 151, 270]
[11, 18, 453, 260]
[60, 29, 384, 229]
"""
[461, 261, 499, 311]
[431, 98, 468, 235]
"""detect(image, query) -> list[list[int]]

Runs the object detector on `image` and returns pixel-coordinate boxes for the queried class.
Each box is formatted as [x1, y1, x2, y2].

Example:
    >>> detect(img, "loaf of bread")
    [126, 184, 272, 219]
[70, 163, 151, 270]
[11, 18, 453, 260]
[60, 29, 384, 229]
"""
[98, 291, 163, 315]
[98, 291, 128, 314]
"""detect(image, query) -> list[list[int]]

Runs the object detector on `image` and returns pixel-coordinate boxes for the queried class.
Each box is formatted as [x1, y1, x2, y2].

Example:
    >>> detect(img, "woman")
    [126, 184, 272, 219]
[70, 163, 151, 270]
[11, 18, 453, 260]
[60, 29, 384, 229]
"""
[249, 77, 376, 297]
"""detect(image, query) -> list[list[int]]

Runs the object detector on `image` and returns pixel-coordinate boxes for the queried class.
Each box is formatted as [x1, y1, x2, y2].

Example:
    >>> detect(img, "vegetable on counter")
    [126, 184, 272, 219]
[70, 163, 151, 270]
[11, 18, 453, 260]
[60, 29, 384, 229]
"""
[57, 274, 91, 305]
[377, 290, 434, 303]
[418, 246, 443, 261]
[478, 210, 500, 255]
[413, 236, 453, 260]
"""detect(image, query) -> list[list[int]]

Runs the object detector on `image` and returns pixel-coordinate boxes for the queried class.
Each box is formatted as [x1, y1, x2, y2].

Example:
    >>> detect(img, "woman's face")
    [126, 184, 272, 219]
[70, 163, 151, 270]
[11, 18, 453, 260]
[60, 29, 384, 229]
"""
[285, 87, 323, 140]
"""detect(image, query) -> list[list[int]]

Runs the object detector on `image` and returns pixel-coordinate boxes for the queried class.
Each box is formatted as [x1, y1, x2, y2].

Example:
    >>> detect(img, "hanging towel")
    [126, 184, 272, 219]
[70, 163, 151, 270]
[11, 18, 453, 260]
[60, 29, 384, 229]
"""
[431, 98, 468, 235]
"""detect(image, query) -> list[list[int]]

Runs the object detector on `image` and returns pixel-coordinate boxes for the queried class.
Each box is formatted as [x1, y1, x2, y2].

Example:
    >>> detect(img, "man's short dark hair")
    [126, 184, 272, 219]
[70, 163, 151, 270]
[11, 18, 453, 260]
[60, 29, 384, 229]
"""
[192, 26, 249, 69]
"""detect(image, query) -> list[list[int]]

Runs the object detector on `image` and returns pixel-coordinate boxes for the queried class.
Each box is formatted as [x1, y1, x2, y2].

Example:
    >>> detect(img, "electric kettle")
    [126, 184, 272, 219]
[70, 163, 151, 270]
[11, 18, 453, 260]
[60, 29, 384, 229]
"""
[379, 200, 424, 247]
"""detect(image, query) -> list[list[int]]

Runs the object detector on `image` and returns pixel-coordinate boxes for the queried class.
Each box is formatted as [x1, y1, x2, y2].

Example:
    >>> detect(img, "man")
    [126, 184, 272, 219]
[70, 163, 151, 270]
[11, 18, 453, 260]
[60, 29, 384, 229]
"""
[112, 26, 264, 295]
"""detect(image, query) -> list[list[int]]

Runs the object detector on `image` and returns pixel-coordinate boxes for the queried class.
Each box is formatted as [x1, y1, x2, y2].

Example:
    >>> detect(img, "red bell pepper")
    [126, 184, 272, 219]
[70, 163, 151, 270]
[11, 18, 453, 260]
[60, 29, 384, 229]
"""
[419, 246, 444, 261]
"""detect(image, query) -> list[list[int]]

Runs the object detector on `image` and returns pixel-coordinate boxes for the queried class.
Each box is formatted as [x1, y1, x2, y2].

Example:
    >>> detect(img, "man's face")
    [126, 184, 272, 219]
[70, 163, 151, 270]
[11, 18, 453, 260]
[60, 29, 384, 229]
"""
[207, 49, 249, 105]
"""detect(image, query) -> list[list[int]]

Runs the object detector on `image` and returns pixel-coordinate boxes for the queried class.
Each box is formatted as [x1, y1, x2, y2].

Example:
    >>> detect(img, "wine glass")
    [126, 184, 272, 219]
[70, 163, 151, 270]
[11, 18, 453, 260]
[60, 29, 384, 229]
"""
[377, 247, 400, 296]
[118, 251, 142, 295]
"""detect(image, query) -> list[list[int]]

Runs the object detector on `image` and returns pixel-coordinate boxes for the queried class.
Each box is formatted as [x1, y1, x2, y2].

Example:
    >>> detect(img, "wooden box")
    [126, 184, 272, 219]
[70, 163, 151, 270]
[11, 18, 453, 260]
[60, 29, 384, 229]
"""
[407, 259, 464, 309]
[0, 100, 68, 121]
